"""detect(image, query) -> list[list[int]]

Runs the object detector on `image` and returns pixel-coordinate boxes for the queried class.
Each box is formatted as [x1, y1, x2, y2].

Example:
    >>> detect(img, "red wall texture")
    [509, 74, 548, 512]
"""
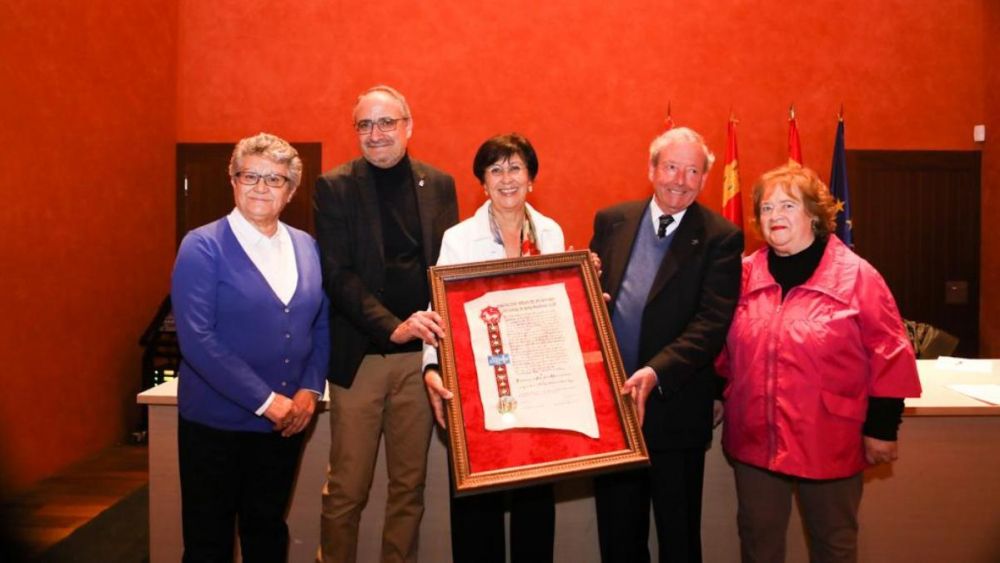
[177, 0, 986, 250]
[1, 0, 996, 490]
[0, 1, 177, 493]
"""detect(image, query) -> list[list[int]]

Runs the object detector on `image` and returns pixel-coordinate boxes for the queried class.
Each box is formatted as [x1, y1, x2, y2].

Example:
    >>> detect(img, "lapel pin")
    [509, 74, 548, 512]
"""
[691, 239, 700, 245]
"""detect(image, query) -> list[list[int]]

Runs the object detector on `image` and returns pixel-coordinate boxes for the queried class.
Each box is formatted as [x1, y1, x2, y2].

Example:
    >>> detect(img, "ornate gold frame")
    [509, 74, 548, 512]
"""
[429, 250, 648, 494]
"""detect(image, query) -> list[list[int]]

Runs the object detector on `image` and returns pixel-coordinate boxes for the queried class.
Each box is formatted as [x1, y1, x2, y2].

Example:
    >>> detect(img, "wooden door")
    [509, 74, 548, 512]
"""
[176, 142, 323, 246]
[847, 150, 981, 357]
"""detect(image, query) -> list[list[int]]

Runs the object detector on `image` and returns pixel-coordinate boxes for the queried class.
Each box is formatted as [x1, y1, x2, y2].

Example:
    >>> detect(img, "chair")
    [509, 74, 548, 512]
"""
[903, 320, 959, 359]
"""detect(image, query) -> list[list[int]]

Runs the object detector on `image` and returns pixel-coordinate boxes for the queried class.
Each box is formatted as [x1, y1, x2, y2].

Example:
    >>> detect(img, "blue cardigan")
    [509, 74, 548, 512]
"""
[171, 218, 330, 433]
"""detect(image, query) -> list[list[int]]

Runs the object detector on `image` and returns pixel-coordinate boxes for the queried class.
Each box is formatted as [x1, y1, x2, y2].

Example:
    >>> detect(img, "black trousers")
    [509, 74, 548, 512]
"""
[594, 448, 707, 563]
[177, 416, 304, 563]
[450, 483, 556, 563]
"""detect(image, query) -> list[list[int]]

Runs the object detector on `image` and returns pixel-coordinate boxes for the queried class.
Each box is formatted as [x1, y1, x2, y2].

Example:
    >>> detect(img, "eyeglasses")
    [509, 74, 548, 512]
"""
[234, 171, 290, 188]
[354, 116, 409, 135]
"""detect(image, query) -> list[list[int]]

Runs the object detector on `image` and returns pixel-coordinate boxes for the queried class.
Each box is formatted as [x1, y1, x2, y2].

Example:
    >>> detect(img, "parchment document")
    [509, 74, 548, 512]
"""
[464, 283, 599, 438]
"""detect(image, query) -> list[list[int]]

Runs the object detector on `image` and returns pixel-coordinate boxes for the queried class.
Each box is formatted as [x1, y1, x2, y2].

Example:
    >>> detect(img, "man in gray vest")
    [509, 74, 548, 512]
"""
[589, 126, 743, 563]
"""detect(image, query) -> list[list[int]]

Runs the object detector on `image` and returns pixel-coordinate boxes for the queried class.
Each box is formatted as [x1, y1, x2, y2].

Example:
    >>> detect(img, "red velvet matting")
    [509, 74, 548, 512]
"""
[444, 266, 627, 474]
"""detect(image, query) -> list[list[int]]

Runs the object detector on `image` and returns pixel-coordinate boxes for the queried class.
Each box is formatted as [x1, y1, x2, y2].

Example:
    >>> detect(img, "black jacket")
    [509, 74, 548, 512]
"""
[590, 200, 742, 449]
[314, 157, 458, 387]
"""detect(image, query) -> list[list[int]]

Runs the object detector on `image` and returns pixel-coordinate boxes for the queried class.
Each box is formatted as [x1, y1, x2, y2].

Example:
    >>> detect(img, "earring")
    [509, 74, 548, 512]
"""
[528, 184, 533, 193]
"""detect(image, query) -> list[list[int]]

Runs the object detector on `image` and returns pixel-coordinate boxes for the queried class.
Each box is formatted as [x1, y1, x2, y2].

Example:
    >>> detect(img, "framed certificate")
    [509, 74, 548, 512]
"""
[428, 250, 649, 495]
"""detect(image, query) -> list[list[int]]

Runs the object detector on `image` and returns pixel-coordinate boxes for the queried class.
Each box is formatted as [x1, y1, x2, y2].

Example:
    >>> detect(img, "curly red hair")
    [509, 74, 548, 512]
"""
[751, 164, 837, 238]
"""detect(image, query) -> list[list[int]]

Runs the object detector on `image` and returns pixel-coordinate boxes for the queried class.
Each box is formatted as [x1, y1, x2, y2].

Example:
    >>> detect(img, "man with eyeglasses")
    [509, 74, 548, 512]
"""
[314, 85, 458, 563]
[589, 127, 743, 563]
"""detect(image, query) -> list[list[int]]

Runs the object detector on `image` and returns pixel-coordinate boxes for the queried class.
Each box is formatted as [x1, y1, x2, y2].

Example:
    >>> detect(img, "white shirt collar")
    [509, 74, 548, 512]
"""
[228, 208, 288, 245]
[648, 199, 687, 238]
[226, 208, 297, 304]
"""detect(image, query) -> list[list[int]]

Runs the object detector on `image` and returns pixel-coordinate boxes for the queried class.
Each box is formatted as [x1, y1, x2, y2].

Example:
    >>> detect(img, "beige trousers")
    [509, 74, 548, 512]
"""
[318, 352, 433, 563]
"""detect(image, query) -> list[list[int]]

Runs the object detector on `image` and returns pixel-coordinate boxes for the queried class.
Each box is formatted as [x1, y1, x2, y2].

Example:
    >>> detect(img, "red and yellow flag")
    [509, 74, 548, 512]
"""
[788, 105, 803, 165]
[722, 118, 743, 229]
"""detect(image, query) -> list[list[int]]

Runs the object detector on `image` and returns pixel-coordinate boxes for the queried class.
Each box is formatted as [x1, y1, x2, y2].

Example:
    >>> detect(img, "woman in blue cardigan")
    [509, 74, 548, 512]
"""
[171, 132, 329, 562]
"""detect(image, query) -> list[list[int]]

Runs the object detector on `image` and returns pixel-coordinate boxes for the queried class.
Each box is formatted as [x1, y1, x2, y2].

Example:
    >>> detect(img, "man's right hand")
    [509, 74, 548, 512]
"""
[391, 310, 446, 346]
[423, 368, 453, 428]
[622, 367, 658, 427]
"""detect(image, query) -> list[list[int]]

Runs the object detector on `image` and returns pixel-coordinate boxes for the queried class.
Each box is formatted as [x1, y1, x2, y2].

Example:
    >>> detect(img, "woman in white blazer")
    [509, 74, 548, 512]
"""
[423, 133, 564, 563]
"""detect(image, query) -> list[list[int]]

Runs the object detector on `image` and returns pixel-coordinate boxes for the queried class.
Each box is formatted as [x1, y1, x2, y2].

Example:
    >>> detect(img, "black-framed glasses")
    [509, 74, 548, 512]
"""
[354, 116, 409, 135]
[234, 171, 290, 188]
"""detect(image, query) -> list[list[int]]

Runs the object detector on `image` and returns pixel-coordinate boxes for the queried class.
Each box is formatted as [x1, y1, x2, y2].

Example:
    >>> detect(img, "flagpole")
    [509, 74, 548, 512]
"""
[788, 103, 803, 165]
[722, 112, 743, 230]
[829, 109, 853, 247]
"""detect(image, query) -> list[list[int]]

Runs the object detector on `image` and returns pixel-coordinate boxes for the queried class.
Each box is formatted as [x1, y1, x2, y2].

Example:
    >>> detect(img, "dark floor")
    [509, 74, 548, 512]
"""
[1, 444, 149, 562]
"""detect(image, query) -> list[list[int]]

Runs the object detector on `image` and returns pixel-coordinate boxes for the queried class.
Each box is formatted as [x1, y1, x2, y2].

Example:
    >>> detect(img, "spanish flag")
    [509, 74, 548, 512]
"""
[722, 118, 743, 229]
[788, 105, 803, 165]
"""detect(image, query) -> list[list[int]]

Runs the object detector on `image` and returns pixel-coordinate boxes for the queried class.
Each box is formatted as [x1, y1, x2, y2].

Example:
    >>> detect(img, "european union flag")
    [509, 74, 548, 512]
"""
[829, 119, 853, 246]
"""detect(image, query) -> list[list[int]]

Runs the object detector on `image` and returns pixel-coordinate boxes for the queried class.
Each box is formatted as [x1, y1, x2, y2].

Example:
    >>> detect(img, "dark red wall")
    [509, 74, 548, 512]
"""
[0, 0, 177, 493]
[176, 0, 987, 250]
[2, 0, 996, 491]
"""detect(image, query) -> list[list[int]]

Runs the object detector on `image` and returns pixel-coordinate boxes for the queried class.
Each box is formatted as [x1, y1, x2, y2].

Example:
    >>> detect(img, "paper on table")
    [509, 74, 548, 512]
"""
[947, 384, 1000, 406]
[935, 356, 995, 373]
[464, 282, 599, 438]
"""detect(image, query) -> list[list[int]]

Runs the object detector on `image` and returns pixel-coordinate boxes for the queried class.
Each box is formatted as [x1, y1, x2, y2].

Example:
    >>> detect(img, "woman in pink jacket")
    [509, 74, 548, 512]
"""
[716, 164, 921, 563]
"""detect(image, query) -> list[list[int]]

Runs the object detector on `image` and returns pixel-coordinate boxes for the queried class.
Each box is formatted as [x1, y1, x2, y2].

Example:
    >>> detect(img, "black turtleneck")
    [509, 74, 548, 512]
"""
[767, 235, 826, 300]
[370, 154, 427, 353]
[766, 235, 904, 441]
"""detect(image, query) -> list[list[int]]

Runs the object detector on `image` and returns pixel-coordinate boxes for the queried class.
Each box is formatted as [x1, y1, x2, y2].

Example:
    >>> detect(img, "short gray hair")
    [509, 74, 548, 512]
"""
[648, 126, 716, 172]
[353, 84, 411, 118]
[228, 132, 303, 188]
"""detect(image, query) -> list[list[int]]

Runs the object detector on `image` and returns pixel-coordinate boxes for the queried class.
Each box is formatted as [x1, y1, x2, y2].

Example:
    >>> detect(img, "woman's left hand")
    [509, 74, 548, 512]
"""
[863, 436, 899, 465]
[281, 389, 318, 437]
[423, 368, 453, 429]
